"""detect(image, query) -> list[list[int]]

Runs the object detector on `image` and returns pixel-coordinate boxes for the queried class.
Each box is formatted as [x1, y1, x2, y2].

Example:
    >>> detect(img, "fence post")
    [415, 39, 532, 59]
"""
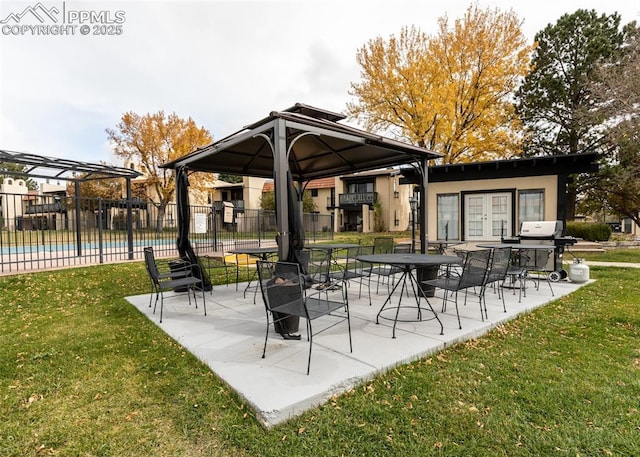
[257, 208, 262, 247]
[98, 198, 104, 264]
[75, 181, 82, 257]
[126, 178, 134, 260]
[212, 207, 218, 251]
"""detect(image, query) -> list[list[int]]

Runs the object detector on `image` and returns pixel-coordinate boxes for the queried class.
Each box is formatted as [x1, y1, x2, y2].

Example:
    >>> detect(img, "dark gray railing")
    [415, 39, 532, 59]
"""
[339, 192, 377, 207]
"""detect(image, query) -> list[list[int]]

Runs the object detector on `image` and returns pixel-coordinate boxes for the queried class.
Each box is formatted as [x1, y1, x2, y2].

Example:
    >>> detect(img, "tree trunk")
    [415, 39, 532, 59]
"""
[156, 202, 167, 234]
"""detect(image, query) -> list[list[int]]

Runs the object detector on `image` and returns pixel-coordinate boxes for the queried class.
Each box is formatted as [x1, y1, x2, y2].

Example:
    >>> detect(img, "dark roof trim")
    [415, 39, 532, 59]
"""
[400, 153, 599, 184]
[340, 168, 401, 180]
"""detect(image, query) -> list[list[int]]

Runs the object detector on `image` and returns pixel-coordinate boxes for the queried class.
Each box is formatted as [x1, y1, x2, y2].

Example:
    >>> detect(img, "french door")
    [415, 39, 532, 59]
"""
[464, 193, 511, 241]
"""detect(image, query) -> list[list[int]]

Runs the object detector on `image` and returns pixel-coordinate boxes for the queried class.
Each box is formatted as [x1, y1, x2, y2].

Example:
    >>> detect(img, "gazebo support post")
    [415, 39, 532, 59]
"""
[419, 157, 428, 254]
[274, 118, 290, 261]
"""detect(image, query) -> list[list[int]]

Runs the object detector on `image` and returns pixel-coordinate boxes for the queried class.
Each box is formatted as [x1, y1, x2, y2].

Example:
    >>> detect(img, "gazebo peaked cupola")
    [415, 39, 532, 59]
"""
[161, 103, 442, 264]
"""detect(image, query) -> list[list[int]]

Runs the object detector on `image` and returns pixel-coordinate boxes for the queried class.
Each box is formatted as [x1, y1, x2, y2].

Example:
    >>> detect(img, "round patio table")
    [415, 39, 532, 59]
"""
[229, 246, 279, 260]
[229, 247, 279, 300]
[304, 243, 360, 254]
[357, 253, 462, 338]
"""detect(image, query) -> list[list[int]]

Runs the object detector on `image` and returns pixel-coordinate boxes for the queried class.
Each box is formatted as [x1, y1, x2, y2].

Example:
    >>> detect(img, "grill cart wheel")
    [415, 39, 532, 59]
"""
[548, 271, 563, 282]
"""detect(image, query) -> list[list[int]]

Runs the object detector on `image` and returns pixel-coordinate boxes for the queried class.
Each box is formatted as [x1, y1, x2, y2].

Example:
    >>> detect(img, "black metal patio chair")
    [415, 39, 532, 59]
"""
[521, 248, 555, 296]
[504, 247, 555, 303]
[143, 251, 191, 308]
[422, 248, 492, 329]
[300, 247, 332, 289]
[143, 247, 206, 323]
[194, 242, 232, 289]
[484, 247, 512, 312]
[328, 245, 373, 304]
[256, 260, 352, 375]
[368, 237, 402, 294]
[198, 254, 233, 288]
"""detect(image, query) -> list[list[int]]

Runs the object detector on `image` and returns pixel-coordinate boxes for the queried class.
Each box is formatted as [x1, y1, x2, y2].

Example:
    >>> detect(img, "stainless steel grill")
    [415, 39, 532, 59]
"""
[510, 220, 577, 281]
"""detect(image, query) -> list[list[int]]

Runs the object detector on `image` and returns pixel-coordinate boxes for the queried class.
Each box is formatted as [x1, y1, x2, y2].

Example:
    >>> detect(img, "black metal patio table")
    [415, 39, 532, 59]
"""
[305, 243, 360, 256]
[229, 246, 279, 300]
[357, 253, 462, 338]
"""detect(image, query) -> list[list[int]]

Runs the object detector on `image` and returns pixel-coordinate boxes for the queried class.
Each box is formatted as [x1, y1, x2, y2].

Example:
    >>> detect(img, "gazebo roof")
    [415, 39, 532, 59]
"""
[161, 103, 442, 180]
[0, 149, 141, 182]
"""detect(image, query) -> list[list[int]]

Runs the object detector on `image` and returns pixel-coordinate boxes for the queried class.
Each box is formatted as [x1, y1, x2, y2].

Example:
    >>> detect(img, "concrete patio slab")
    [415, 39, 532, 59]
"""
[126, 277, 590, 427]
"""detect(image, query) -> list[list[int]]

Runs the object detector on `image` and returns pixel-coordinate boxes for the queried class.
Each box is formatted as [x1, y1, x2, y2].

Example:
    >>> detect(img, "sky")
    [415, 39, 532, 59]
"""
[1, 0, 639, 168]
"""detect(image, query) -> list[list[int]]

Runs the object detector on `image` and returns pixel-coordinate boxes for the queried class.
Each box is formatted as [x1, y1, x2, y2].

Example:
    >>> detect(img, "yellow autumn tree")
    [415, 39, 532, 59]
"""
[106, 111, 213, 231]
[347, 4, 535, 163]
[75, 178, 123, 200]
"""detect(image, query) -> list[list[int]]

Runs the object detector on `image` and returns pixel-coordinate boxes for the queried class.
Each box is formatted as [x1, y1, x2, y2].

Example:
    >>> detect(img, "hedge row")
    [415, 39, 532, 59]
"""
[566, 222, 612, 242]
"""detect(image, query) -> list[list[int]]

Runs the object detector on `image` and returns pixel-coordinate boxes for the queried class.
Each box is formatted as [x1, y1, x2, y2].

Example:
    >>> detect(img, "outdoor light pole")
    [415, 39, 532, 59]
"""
[409, 196, 418, 253]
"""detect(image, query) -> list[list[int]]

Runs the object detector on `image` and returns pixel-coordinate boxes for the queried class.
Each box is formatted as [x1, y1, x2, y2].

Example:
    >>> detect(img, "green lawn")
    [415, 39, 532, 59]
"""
[567, 247, 640, 263]
[1, 255, 639, 456]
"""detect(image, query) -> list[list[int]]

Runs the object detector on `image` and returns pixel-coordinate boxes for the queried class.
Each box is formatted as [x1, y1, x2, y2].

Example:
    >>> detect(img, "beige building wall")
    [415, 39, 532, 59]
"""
[427, 175, 558, 240]
[40, 183, 66, 194]
[310, 187, 333, 216]
[374, 174, 412, 232]
[208, 187, 224, 203]
[0, 178, 28, 230]
[243, 177, 268, 210]
[335, 170, 413, 233]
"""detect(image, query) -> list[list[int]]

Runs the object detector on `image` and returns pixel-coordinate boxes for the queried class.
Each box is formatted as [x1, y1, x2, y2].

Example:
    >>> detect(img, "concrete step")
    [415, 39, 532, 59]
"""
[569, 241, 605, 252]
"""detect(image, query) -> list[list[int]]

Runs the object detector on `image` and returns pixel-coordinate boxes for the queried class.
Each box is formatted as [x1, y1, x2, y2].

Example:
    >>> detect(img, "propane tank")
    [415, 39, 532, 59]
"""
[569, 258, 590, 283]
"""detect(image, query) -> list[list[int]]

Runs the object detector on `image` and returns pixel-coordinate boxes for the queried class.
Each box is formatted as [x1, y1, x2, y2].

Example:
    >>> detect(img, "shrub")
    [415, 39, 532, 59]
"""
[566, 222, 612, 242]
[373, 202, 386, 232]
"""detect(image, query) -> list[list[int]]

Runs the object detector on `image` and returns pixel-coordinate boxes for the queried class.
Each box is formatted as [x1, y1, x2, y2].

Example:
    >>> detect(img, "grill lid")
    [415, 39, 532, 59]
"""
[519, 221, 563, 238]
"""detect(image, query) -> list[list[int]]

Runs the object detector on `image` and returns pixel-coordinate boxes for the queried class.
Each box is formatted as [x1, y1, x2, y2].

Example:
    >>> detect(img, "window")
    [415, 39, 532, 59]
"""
[310, 189, 318, 197]
[519, 190, 544, 225]
[437, 194, 459, 240]
[491, 194, 509, 237]
[347, 181, 374, 193]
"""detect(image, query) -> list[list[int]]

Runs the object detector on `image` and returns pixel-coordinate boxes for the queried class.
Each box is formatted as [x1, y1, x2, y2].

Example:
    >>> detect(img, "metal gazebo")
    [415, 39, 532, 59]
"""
[161, 103, 442, 265]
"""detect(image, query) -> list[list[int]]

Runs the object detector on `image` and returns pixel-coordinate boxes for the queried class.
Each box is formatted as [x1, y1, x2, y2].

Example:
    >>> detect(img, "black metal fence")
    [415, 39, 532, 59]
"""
[0, 192, 333, 274]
